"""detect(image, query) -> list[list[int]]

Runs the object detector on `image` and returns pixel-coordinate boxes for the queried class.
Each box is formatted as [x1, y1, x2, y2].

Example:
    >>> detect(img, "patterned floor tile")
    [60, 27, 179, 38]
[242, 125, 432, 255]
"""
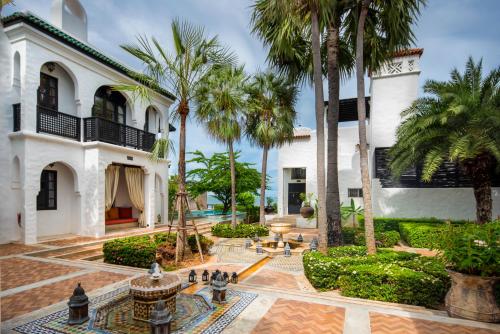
[244, 269, 300, 290]
[370, 313, 500, 334]
[1, 271, 130, 321]
[0, 243, 45, 257]
[0, 257, 83, 291]
[251, 298, 345, 334]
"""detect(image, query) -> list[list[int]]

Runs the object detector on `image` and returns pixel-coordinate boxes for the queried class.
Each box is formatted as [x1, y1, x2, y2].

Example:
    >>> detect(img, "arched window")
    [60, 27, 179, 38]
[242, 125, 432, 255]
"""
[144, 106, 161, 133]
[93, 86, 127, 124]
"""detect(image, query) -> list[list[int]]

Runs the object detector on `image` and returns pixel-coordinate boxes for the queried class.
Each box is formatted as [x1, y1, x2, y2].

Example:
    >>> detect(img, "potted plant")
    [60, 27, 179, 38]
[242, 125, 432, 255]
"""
[437, 221, 499, 323]
[264, 197, 275, 214]
[299, 193, 315, 218]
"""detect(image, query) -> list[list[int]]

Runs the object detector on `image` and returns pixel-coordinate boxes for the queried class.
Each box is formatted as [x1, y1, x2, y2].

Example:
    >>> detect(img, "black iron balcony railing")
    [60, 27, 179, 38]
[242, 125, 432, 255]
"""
[83, 117, 156, 152]
[13, 103, 21, 132]
[36, 105, 81, 141]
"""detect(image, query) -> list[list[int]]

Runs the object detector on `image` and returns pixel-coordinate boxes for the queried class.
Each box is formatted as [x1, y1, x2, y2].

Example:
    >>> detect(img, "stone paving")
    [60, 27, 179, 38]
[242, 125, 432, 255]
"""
[1, 230, 499, 334]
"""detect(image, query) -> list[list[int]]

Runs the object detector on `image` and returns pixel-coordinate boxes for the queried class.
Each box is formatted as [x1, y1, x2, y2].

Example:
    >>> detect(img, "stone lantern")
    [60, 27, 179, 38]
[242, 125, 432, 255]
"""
[68, 283, 89, 325]
[284, 243, 291, 257]
[309, 238, 318, 251]
[297, 234, 304, 242]
[256, 242, 263, 254]
[149, 300, 173, 334]
[212, 273, 227, 304]
[245, 238, 252, 249]
[188, 269, 197, 283]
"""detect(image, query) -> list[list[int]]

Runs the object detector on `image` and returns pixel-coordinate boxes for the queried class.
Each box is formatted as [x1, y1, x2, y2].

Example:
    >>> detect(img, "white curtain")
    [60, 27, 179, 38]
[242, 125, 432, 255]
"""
[125, 167, 145, 227]
[105, 165, 120, 211]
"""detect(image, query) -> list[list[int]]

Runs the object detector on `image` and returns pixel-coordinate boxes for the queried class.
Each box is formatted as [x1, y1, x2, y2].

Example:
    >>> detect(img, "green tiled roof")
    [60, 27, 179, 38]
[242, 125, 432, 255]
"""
[2, 12, 176, 101]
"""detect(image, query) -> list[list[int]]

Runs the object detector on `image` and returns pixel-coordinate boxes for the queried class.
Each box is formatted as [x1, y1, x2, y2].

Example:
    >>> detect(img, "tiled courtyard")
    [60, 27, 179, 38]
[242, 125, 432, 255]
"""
[1, 231, 499, 334]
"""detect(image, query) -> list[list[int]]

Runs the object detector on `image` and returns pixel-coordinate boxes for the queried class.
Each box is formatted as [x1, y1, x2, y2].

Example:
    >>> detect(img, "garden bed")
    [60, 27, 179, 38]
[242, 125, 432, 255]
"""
[211, 223, 269, 238]
[303, 246, 450, 308]
[102, 232, 213, 269]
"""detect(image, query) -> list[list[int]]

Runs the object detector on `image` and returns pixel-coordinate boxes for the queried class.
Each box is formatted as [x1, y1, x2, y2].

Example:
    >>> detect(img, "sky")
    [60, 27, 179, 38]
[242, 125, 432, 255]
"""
[4, 0, 500, 201]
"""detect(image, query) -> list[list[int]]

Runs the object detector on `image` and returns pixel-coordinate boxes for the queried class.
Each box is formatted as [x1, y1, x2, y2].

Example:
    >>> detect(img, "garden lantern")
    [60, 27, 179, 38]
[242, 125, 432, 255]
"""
[253, 233, 259, 242]
[297, 234, 303, 242]
[223, 272, 229, 282]
[231, 272, 238, 284]
[149, 300, 173, 334]
[309, 238, 318, 251]
[212, 273, 227, 304]
[274, 233, 280, 242]
[202, 270, 209, 282]
[245, 238, 252, 248]
[188, 270, 197, 283]
[256, 242, 263, 254]
[284, 243, 291, 257]
[67, 283, 89, 325]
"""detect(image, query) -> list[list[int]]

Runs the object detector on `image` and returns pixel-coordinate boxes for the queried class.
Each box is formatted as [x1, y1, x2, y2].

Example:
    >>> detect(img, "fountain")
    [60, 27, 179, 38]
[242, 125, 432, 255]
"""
[129, 263, 181, 321]
[269, 222, 293, 248]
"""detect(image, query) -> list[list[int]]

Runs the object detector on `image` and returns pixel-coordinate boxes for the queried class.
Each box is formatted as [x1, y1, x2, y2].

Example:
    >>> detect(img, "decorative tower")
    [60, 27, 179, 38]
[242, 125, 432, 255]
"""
[50, 0, 88, 42]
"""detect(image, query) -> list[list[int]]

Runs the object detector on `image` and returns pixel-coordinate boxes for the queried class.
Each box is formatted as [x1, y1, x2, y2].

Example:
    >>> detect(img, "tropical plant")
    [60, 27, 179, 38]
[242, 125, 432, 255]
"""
[118, 19, 236, 262]
[300, 192, 316, 207]
[245, 70, 298, 225]
[341, 199, 364, 228]
[186, 151, 261, 214]
[195, 65, 247, 228]
[346, 0, 425, 254]
[390, 58, 500, 224]
[251, 0, 329, 252]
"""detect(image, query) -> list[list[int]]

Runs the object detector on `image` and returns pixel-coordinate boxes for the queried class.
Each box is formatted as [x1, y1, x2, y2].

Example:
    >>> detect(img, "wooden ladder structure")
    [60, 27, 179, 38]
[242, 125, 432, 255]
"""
[167, 192, 204, 264]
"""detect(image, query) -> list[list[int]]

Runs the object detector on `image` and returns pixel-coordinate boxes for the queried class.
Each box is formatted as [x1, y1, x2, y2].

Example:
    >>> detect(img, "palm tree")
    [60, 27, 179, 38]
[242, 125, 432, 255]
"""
[251, 0, 328, 252]
[195, 65, 247, 228]
[245, 71, 298, 225]
[119, 19, 236, 262]
[390, 58, 500, 224]
[347, 0, 425, 254]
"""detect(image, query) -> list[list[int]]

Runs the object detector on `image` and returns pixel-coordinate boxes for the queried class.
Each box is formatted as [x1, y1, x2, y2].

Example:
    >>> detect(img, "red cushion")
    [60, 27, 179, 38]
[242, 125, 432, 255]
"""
[118, 207, 133, 219]
[105, 218, 138, 225]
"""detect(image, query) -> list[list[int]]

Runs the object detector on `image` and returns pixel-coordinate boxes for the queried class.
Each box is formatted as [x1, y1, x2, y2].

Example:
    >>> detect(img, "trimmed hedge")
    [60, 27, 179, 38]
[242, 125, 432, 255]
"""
[103, 233, 214, 268]
[357, 217, 468, 232]
[211, 223, 269, 238]
[342, 228, 401, 247]
[303, 246, 449, 308]
[398, 222, 444, 248]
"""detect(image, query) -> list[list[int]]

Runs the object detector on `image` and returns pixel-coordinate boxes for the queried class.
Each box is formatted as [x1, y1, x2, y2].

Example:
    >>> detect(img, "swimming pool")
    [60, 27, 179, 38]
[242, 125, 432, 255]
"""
[187, 209, 246, 222]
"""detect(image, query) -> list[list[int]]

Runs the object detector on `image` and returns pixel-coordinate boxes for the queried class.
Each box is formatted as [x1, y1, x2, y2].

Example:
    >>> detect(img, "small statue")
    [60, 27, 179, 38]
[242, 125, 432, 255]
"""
[150, 263, 163, 280]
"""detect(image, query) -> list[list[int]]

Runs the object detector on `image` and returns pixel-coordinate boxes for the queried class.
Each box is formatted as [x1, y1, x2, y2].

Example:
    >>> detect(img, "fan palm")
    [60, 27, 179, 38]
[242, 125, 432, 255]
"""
[251, 0, 330, 252]
[246, 71, 298, 225]
[390, 58, 500, 224]
[195, 65, 247, 228]
[119, 19, 236, 262]
[346, 0, 425, 254]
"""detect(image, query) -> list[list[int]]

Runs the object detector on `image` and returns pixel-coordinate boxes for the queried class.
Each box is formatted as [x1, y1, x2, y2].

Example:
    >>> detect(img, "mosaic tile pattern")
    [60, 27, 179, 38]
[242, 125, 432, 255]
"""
[1, 257, 83, 291]
[370, 313, 500, 334]
[251, 298, 345, 334]
[2, 271, 130, 321]
[12, 286, 257, 334]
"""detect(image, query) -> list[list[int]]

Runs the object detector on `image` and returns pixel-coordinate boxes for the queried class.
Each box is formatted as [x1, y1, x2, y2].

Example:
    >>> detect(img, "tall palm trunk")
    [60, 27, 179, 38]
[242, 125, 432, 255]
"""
[463, 154, 493, 224]
[176, 101, 191, 262]
[356, 0, 376, 254]
[311, 4, 328, 253]
[326, 18, 342, 247]
[228, 141, 237, 228]
[259, 144, 269, 225]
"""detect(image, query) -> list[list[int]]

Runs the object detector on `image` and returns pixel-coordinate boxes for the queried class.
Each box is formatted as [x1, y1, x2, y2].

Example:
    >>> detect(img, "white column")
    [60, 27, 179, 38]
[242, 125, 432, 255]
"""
[143, 168, 155, 230]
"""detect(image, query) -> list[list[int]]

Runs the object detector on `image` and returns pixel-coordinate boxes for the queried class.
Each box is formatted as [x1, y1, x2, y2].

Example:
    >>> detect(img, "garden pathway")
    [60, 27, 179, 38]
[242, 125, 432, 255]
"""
[1, 231, 499, 334]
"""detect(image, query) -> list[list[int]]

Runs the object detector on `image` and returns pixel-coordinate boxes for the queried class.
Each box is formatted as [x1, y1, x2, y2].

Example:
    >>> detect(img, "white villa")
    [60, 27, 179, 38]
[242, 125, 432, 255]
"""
[278, 49, 500, 221]
[0, 0, 174, 244]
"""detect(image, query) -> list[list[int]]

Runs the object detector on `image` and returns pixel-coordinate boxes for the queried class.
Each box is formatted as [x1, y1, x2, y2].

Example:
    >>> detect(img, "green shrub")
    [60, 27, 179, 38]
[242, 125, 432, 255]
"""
[399, 222, 445, 248]
[187, 234, 214, 254]
[358, 217, 468, 232]
[305, 246, 418, 290]
[341, 227, 357, 244]
[103, 235, 157, 268]
[211, 223, 269, 238]
[354, 230, 401, 247]
[338, 262, 448, 308]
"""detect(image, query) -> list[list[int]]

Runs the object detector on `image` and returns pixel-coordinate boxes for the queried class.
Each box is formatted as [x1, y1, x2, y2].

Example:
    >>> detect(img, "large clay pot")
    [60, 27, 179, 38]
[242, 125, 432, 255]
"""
[445, 270, 499, 323]
[264, 205, 274, 214]
[300, 206, 314, 218]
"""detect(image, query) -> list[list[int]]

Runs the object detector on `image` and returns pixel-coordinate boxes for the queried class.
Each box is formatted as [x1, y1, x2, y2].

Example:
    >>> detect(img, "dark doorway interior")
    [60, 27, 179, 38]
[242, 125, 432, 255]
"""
[288, 183, 305, 214]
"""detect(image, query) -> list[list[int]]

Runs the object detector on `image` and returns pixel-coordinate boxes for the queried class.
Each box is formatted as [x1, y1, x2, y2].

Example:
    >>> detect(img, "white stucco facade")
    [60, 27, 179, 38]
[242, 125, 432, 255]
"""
[0, 1, 174, 244]
[278, 50, 500, 221]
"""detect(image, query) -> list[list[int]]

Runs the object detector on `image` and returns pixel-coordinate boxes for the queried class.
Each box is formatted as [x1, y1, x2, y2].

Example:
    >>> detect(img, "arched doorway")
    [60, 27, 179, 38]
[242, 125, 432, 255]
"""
[36, 162, 80, 238]
[39, 62, 77, 115]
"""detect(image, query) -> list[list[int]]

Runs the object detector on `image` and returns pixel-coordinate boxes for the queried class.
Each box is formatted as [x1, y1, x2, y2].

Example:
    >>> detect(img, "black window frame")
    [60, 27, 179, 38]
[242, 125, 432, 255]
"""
[291, 168, 306, 180]
[38, 72, 58, 110]
[92, 86, 127, 125]
[348, 188, 363, 198]
[37, 170, 57, 210]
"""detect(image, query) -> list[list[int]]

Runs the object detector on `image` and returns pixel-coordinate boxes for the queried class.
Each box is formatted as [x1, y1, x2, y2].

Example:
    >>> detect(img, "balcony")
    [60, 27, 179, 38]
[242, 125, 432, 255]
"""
[83, 117, 156, 152]
[36, 105, 81, 141]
